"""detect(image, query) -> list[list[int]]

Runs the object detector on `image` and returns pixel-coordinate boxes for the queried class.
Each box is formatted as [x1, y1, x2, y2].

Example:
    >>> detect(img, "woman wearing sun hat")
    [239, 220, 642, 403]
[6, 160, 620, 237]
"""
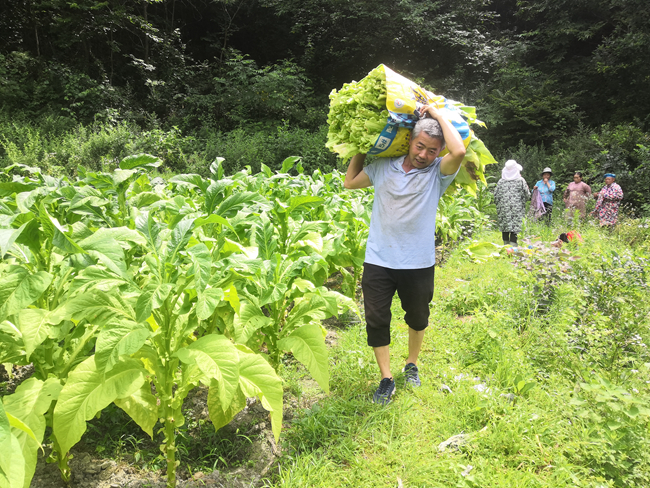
[494, 160, 530, 245]
[592, 173, 623, 226]
[534, 167, 556, 224]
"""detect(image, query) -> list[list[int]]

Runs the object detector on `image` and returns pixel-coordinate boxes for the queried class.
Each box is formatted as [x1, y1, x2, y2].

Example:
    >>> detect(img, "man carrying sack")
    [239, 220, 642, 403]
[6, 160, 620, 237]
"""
[343, 104, 466, 405]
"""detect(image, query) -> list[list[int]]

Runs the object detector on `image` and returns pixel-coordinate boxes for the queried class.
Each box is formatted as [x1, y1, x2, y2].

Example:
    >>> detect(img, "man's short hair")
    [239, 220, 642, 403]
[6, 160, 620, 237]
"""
[412, 118, 445, 148]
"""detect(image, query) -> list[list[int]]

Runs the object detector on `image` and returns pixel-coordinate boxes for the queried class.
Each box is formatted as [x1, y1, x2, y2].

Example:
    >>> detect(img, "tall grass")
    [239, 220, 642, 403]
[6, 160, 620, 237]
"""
[0, 116, 338, 176]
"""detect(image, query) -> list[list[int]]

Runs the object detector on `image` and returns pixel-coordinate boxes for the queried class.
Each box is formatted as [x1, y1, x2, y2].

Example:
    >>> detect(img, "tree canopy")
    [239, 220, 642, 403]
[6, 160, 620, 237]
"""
[1, 0, 649, 165]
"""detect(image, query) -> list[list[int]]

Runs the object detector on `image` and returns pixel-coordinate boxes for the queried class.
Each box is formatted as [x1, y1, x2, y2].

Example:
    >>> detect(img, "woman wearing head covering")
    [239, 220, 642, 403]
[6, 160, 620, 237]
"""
[563, 172, 592, 219]
[592, 173, 623, 226]
[534, 167, 556, 224]
[494, 160, 530, 245]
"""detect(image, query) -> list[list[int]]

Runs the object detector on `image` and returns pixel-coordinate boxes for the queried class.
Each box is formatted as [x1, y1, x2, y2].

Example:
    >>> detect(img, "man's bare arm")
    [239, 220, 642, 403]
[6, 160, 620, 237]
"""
[422, 106, 466, 175]
[344, 154, 372, 189]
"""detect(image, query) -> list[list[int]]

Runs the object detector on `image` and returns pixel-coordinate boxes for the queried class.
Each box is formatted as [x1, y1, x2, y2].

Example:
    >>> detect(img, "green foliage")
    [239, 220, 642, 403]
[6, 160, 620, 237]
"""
[0, 116, 337, 177]
[197, 125, 337, 176]
[0, 155, 375, 487]
[262, 0, 498, 96]
[178, 54, 322, 133]
[570, 376, 650, 486]
[477, 62, 580, 151]
[437, 189, 490, 247]
[325, 66, 389, 160]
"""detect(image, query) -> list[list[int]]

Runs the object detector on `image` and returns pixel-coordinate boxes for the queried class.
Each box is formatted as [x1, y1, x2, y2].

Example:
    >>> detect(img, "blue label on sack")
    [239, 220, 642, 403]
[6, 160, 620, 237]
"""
[368, 123, 399, 154]
[368, 102, 471, 155]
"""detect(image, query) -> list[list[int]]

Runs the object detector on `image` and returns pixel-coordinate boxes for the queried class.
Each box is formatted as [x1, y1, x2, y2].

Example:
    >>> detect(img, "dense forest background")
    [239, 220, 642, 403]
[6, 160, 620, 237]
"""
[1, 0, 650, 212]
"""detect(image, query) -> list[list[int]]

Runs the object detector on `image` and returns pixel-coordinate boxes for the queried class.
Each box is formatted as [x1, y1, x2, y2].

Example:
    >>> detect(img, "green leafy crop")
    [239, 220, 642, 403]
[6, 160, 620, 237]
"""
[326, 67, 389, 160]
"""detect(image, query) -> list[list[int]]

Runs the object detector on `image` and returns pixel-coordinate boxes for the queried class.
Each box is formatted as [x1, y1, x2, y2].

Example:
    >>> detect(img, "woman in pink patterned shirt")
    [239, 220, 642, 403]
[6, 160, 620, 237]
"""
[563, 172, 592, 219]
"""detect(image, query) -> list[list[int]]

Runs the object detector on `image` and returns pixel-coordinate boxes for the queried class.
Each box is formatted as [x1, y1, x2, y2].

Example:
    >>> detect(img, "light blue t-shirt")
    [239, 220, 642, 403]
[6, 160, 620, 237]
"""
[363, 156, 458, 269]
[535, 179, 556, 204]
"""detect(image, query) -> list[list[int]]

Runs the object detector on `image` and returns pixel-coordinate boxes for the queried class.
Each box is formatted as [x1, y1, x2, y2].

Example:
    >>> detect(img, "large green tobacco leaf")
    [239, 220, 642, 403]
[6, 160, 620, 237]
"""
[130, 192, 163, 208]
[3, 378, 62, 488]
[68, 267, 131, 296]
[135, 211, 162, 254]
[119, 154, 161, 170]
[114, 383, 159, 438]
[203, 182, 227, 215]
[0, 182, 37, 197]
[89, 227, 147, 247]
[170, 174, 210, 193]
[193, 214, 235, 233]
[13, 219, 40, 257]
[215, 192, 266, 217]
[253, 218, 277, 261]
[53, 357, 147, 455]
[195, 287, 225, 321]
[280, 156, 301, 174]
[0, 223, 27, 258]
[77, 235, 128, 277]
[64, 290, 137, 326]
[5, 413, 38, 447]
[233, 303, 273, 345]
[95, 321, 151, 373]
[237, 351, 283, 442]
[0, 439, 24, 488]
[288, 195, 325, 214]
[67, 186, 109, 208]
[0, 399, 13, 482]
[187, 244, 212, 293]
[0, 399, 26, 488]
[292, 231, 323, 254]
[206, 383, 247, 432]
[175, 335, 239, 407]
[277, 322, 329, 393]
[135, 282, 174, 323]
[39, 205, 86, 255]
[166, 218, 195, 264]
[283, 293, 329, 331]
[0, 268, 53, 323]
[18, 308, 67, 360]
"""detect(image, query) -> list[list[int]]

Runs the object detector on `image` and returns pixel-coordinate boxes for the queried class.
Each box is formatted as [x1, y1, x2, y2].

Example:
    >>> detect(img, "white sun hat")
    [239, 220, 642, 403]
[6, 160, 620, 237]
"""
[501, 159, 523, 180]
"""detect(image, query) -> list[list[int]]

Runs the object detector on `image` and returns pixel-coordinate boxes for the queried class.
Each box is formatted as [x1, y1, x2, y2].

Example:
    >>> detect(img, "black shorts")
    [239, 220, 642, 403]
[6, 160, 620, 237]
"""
[361, 262, 435, 347]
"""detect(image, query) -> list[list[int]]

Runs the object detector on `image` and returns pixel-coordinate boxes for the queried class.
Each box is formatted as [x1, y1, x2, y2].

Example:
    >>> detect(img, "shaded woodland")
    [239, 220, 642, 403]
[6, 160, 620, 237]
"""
[1, 0, 650, 211]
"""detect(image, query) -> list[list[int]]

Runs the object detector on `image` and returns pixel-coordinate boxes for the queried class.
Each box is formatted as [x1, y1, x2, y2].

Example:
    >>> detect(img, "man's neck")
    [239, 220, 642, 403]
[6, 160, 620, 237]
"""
[402, 157, 416, 173]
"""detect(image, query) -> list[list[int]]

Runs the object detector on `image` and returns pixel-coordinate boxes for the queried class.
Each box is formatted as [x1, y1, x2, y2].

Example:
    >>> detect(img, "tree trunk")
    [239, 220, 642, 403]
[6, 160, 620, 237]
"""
[143, 0, 149, 64]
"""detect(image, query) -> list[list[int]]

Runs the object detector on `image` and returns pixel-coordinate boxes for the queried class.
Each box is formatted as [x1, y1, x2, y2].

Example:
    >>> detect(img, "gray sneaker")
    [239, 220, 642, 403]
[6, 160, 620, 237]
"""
[403, 363, 421, 387]
[373, 377, 396, 405]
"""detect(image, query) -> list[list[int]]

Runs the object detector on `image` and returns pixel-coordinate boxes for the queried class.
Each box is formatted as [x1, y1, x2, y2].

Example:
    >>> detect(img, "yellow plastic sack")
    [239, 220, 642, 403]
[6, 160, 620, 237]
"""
[326, 64, 496, 195]
[368, 65, 473, 158]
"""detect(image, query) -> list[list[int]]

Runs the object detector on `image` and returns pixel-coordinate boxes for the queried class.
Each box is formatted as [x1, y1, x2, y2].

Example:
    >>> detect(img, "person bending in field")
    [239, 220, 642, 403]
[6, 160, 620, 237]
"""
[343, 105, 466, 405]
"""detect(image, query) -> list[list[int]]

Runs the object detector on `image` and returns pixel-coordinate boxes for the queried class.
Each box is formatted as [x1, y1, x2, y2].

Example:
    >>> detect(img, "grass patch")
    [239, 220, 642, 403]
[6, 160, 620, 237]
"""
[269, 217, 650, 488]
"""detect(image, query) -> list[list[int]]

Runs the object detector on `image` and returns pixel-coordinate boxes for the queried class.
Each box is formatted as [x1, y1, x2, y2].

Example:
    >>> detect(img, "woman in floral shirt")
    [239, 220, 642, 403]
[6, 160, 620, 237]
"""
[495, 160, 530, 245]
[592, 173, 624, 226]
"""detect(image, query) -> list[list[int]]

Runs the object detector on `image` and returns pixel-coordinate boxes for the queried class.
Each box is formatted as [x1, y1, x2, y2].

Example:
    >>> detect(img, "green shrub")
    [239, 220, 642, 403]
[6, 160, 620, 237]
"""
[0, 114, 338, 177]
[194, 124, 337, 176]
